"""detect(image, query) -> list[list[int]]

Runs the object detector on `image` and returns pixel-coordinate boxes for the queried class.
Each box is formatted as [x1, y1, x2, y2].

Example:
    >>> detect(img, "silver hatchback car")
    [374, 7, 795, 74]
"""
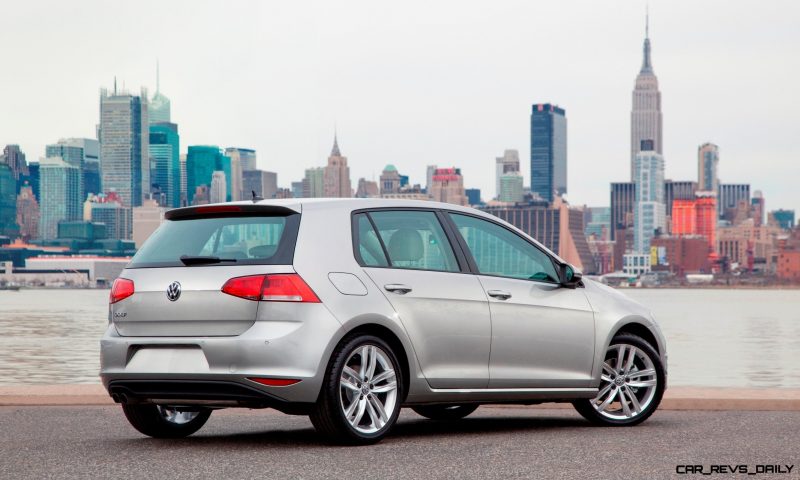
[101, 198, 667, 444]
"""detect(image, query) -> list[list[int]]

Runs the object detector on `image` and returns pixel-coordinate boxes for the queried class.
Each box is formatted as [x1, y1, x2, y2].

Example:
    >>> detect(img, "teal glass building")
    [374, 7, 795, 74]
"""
[149, 123, 181, 208]
[0, 163, 19, 237]
[186, 146, 232, 203]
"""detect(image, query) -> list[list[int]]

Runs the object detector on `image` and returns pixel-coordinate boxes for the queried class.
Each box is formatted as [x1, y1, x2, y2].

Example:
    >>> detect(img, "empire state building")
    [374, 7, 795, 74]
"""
[630, 15, 663, 180]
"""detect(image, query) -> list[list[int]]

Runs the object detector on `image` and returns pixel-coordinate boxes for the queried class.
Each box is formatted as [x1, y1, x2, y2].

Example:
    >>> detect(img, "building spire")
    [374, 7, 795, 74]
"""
[331, 130, 341, 157]
[640, 8, 653, 74]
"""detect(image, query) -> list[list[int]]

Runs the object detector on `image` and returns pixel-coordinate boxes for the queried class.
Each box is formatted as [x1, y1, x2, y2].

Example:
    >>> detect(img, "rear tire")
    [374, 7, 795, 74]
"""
[310, 334, 403, 445]
[122, 404, 211, 438]
[412, 404, 478, 421]
[572, 333, 664, 426]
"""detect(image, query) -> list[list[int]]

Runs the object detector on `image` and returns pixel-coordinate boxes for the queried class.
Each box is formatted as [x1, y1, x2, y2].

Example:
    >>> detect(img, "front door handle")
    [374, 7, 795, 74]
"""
[384, 284, 413, 295]
[487, 290, 512, 300]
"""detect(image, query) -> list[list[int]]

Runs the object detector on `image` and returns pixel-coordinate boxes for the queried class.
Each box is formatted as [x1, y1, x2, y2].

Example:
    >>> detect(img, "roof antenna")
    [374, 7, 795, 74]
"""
[252, 190, 263, 202]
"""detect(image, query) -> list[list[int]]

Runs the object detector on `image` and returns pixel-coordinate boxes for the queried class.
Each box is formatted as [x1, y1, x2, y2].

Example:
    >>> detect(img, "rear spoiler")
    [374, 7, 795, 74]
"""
[165, 204, 299, 221]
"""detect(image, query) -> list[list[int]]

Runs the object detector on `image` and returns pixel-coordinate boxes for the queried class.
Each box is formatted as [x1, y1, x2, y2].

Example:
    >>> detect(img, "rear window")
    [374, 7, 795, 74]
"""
[128, 214, 300, 268]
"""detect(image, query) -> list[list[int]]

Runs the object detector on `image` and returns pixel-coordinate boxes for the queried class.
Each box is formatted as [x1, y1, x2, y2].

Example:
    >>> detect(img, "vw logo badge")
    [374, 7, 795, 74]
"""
[166, 281, 182, 302]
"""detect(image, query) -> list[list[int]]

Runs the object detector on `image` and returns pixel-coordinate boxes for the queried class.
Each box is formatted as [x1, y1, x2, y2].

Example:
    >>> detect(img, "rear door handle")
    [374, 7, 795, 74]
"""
[384, 284, 413, 295]
[487, 290, 512, 300]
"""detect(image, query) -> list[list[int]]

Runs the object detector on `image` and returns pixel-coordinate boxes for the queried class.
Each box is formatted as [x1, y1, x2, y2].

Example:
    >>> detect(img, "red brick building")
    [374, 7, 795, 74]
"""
[651, 236, 711, 274]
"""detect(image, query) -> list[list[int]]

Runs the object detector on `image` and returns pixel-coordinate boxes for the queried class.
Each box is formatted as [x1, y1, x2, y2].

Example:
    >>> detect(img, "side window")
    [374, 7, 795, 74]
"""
[450, 213, 559, 283]
[367, 210, 459, 272]
[354, 213, 389, 267]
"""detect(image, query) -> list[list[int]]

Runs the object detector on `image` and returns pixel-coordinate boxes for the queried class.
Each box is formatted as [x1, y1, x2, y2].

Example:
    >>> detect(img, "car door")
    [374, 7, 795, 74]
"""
[354, 210, 491, 389]
[446, 212, 595, 388]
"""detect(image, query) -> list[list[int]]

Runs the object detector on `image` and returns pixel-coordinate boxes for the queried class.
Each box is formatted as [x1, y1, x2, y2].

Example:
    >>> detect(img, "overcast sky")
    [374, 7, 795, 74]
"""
[2, 0, 799, 214]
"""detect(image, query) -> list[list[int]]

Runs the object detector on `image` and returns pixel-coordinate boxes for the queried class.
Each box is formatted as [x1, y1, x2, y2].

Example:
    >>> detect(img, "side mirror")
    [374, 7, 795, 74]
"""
[560, 263, 583, 289]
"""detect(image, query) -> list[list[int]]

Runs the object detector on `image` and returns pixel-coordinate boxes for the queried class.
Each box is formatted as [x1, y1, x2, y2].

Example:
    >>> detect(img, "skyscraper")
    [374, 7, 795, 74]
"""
[99, 84, 149, 207]
[672, 194, 717, 255]
[149, 64, 171, 124]
[633, 150, 666, 253]
[243, 170, 277, 200]
[226, 147, 257, 172]
[225, 148, 257, 201]
[186, 146, 231, 204]
[15, 183, 39, 241]
[0, 163, 18, 237]
[718, 183, 750, 219]
[323, 135, 352, 198]
[610, 182, 636, 241]
[209, 171, 227, 204]
[530, 104, 567, 203]
[149, 122, 181, 208]
[429, 167, 467, 206]
[303, 167, 325, 198]
[1, 145, 28, 190]
[697, 143, 719, 192]
[379, 165, 402, 195]
[38, 156, 81, 240]
[630, 14, 663, 179]
[46, 138, 98, 200]
[495, 149, 520, 198]
[425, 165, 437, 193]
[498, 172, 524, 203]
[87, 192, 132, 240]
[665, 180, 697, 219]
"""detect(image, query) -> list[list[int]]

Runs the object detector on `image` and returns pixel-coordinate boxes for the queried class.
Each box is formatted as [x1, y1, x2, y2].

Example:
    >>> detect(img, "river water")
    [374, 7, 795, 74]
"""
[0, 288, 798, 388]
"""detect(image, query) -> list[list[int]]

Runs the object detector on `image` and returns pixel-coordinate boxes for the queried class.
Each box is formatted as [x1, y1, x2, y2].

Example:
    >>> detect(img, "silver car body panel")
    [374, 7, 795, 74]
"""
[100, 198, 667, 407]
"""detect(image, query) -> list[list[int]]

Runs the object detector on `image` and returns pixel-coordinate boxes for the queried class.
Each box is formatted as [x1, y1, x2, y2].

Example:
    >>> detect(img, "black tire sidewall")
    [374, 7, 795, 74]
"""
[320, 334, 404, 443]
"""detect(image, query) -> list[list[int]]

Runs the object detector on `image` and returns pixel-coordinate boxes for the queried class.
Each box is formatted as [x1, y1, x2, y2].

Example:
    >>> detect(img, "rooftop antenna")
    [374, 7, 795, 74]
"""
[156, 59, 160, 93]
[646, 3, 650, 38]
[252, 190, 264, 202]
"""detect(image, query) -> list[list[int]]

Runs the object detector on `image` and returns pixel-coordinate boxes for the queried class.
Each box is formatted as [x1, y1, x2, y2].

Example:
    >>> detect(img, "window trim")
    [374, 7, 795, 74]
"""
[442, 210, 563, 285]
[350, 207, 470, 274]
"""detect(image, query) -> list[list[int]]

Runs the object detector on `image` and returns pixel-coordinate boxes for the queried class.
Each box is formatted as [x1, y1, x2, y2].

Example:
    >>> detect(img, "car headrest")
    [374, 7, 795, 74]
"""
[387, 228, 424, 262]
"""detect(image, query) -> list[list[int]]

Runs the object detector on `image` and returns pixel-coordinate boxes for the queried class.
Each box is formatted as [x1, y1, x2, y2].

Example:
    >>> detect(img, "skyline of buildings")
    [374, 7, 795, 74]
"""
[1, 13, 799, 284]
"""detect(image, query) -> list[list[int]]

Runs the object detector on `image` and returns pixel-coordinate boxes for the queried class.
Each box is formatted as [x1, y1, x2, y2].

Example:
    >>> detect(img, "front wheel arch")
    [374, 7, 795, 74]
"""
[612, 321, 661, 355]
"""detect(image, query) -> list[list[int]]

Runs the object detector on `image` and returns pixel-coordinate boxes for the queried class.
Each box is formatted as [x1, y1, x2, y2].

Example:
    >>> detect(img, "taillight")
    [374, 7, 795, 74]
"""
[221, 274, 320, 303]
[110, 278, 135, 304]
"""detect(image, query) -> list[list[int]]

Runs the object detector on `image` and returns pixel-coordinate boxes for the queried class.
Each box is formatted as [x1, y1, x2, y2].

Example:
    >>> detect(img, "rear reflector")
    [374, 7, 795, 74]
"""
[221, 274, 321, 303]
[110, 278, 135, 304]
[248, 377, 302, 387]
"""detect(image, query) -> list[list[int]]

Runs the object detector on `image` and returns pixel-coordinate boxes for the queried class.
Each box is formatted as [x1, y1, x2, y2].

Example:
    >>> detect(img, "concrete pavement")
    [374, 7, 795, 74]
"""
[0, 406, 797, 479]
[2, 384, 800, 410]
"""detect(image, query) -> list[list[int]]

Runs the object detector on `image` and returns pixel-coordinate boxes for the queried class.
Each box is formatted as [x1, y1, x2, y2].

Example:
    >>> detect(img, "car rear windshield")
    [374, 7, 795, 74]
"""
[127, 213, 300, 268]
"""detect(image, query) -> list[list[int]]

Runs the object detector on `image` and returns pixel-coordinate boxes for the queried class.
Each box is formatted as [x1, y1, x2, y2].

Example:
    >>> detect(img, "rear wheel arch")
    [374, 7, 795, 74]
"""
[336, 323, 411, 403]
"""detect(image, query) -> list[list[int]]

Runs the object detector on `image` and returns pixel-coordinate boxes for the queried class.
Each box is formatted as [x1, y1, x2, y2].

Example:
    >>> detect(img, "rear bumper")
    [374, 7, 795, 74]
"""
[99, 303, 343, 405]
[106, 379, 314, 414]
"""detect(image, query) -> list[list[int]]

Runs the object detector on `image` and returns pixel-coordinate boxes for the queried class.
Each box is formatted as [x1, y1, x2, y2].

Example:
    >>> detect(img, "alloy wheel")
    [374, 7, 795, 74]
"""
[339, 344, 398, 434]
[591, 343, 658, 420]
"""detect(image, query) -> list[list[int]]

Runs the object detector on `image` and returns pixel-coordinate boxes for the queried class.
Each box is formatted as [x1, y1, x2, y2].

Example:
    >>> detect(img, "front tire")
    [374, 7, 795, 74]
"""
[310, 334, 403, 445]
[573, 333, 665, 426]
[412, 404, 478, 421]
[122, 404, 211, 438]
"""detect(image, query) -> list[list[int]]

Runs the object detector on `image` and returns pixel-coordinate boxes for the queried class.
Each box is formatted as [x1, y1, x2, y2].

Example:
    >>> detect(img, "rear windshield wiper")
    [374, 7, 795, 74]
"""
[179, 255, 238, 266]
